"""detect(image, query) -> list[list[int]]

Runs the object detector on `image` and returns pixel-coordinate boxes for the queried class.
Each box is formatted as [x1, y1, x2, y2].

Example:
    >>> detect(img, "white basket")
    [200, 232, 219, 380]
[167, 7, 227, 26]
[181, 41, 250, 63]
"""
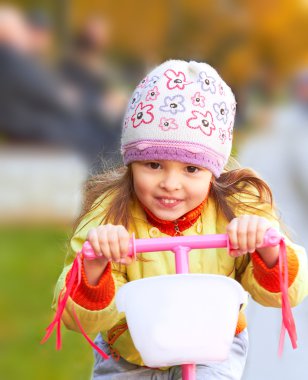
[116, 274, 247, 367]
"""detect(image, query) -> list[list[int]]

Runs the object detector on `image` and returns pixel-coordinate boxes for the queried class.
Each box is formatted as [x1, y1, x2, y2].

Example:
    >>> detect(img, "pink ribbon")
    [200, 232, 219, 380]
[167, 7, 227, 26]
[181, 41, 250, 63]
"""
[278, 237, 297, 355]
[40, 252, 109, 360]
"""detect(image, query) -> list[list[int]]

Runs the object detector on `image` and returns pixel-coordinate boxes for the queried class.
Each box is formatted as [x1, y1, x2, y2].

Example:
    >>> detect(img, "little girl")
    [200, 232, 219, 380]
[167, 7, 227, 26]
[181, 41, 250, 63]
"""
[43, 60, 308, 379]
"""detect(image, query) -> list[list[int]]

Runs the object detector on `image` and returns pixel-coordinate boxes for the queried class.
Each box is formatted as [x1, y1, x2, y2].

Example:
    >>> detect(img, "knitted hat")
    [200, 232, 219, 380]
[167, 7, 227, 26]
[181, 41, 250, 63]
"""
[121, 60, 236, 177]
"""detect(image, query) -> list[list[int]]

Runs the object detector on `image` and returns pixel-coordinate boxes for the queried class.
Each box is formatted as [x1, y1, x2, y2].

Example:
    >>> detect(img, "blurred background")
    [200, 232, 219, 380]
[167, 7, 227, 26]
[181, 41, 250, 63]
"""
[1, 1, 308, 379]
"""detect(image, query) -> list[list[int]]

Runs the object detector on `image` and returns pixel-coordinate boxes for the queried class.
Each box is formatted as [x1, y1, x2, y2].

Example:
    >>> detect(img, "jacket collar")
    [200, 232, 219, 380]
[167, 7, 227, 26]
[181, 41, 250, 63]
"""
[139, 197, 208, 236]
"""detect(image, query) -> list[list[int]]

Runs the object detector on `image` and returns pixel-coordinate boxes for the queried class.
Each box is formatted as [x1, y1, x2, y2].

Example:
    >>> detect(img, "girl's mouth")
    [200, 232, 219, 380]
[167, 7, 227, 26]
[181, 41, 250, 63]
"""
[155, 198, 183, 209]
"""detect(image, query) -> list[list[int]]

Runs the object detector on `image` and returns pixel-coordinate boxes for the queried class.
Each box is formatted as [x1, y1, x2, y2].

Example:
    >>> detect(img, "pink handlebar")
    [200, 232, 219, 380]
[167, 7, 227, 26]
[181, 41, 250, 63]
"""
[81, 227, 282, 260]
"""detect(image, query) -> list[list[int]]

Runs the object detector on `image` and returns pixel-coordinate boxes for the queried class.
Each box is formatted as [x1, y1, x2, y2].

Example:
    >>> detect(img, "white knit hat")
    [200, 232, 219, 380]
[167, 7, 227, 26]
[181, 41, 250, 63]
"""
[121, 60, 236, 177]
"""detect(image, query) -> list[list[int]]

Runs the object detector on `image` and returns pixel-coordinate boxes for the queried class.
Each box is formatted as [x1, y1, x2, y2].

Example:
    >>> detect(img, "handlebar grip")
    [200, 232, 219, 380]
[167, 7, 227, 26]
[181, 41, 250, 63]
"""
[260, 227, 281, 248]
[81, 239, 135, 261]
[81, 241, 97, 260]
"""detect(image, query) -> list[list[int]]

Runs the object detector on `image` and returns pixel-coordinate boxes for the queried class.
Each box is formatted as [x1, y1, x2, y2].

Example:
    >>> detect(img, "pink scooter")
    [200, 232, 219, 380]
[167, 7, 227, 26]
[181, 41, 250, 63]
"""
[81, 228, 297, 380]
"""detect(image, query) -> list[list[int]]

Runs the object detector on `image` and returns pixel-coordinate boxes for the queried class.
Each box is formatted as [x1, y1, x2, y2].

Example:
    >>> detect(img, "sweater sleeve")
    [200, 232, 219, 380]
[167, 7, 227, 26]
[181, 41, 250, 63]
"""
[250, 248, 299, 293]
[65, 258, 115, 310]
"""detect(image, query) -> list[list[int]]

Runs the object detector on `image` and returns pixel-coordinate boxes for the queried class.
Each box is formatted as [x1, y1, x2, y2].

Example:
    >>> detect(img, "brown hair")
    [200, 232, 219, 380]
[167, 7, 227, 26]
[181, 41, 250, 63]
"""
[74, 157, 276, 234]
[210, 157, 274, 221]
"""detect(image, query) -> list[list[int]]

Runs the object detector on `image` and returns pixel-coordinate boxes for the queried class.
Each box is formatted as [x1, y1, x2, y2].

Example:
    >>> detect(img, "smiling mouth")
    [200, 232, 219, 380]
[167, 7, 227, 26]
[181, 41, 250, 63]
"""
[160, 199, 180, 204]
[155, 197, 184, 207]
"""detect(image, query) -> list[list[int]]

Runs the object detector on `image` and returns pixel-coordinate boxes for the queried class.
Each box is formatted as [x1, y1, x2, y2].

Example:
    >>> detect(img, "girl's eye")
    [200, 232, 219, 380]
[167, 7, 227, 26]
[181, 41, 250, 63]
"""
[147, 162, 161, 169]
[186, 166, 199, 173]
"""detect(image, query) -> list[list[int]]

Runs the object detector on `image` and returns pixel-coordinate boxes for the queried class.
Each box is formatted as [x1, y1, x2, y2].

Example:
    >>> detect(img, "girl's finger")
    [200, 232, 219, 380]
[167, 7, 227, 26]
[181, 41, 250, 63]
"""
[237, 215, 250, 253]
[87, 229, 102, 257]
[120, 255, 134, 265]
[229, 249, 243, 258]
[256, 218, 271, 248]
[117, 226, 130, 259]
[246, 215, 259, 253]
[107, 229, 121, 262]
[227, 218, 239, 250]
[97, 227, 111, 260]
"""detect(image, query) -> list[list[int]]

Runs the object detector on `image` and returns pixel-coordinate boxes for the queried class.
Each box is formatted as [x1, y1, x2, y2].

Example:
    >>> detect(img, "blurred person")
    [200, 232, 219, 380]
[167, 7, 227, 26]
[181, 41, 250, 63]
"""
[239, 69, 308, 380]
[0, 5, 30, 52]
[0, 5, 95, 223]
[60, 16, 128, 171]
[0, 6, 110, 167]
[0, 6, 53, 58]
[0, 6, 129, 225]
[25, 9, 54, 61]
[0, 5, 75, 146]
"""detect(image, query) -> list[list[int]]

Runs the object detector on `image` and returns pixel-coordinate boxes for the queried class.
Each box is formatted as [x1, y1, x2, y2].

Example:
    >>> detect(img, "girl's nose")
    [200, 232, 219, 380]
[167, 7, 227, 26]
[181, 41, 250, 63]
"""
[159, 173, 182, 191]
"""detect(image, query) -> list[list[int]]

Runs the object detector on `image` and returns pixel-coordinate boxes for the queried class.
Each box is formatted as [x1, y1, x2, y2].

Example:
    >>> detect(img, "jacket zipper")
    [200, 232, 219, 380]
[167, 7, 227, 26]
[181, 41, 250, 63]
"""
[174, 221, 181, 236]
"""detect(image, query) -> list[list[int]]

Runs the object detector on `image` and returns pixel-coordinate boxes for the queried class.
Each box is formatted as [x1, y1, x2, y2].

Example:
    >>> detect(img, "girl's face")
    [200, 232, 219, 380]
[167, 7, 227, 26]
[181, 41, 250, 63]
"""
[131, 160, 213, 221]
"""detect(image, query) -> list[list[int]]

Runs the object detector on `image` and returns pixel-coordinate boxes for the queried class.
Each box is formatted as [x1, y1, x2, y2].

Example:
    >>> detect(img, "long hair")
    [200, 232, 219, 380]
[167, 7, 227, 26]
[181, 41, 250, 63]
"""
[210, 157, 275, 221]
[73, 165, 134, 233]
[73, 157, 276, 234]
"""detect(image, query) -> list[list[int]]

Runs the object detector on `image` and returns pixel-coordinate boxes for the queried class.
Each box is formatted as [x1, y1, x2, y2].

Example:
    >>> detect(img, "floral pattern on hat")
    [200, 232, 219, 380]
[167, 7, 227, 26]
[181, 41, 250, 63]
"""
[145, 75, 159, 88]
[219, 83, 225, 96]
[159, 95, 186, 115]
[123, 117, 130, 129]
[198, 72, 216, 94]
[213, 102, 229, 124]
[131, 102, 154, 128]
[191, 92, 205, 107]
[129, 91, 142, 110]
[137, 76, 149, 88]
[121, 60, 236, 177]
[164, 69, 192, 90]
[186, 110, 216, 136]
[159, 117, 178, 131]
[146, 86, 160, 101]
[219, 128, 227, 144]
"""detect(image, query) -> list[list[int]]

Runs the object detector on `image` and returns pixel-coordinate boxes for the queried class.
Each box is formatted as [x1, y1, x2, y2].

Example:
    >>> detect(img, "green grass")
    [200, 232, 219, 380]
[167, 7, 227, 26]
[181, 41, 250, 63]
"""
[0, 226, 93, 380]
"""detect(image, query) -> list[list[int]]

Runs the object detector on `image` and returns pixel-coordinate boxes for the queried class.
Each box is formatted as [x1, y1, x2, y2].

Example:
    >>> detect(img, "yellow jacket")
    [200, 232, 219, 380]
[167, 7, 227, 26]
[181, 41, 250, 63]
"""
[52, 194, 308, 366]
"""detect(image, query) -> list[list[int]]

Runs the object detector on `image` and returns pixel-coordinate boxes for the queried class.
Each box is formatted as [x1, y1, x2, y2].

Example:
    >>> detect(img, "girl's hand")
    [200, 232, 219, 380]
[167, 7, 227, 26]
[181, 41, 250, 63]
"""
[86, 224, 133, 265]
[83, 224, 133, 286]
[226, 215, 279, 267]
